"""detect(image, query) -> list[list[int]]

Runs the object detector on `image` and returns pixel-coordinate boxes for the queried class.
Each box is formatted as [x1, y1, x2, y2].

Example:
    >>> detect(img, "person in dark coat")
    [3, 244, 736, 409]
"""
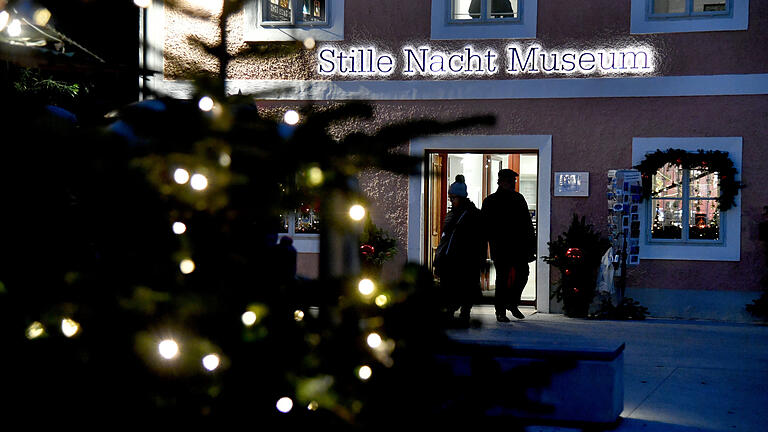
[481, 169, 536, 322]
[433, 175, 486, 325]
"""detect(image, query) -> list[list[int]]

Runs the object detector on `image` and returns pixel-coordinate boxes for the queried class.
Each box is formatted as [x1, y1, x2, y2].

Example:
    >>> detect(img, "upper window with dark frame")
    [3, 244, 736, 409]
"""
[261, 0, 326, 26]
[630, 0, 747, 34]
[431, 0, 536, 40]
[648, 0, 729, 18]
[450, 0, 519, 21]
[244, 0, 343, 42]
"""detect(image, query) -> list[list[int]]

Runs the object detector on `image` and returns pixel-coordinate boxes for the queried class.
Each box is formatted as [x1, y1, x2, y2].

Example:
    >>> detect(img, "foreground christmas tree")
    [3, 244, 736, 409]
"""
[0, 1, 549, 428]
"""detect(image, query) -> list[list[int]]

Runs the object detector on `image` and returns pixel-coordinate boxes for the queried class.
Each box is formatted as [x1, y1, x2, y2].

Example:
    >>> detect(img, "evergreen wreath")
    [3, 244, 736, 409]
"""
[635, 149, 744, 211]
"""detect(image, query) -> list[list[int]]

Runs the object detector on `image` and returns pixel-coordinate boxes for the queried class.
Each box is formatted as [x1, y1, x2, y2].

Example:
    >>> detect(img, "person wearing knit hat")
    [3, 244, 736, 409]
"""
[481, 168, 536, 323]
[433, 175, 485, 326]
[448, 174, 468, 198]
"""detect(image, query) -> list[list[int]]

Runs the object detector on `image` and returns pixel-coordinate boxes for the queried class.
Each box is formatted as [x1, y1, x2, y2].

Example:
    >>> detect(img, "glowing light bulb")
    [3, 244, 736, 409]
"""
[358, 278, 375, 296]
[61, 318, 79, 338]
[202, 354, 220, 371]
[158, 339, 179, 359]
[374, 294, 389, 307]
[307, 166, 323, 186]
[33, 8, 51, 26]
[26, 321, 45, 339]
[349, 204, 366, 221]
[172, 221, 186, 234]
[180, 258, 195, 274]
[173, 168, 190, 184]
[276, 397, 293, 413]
[134, 0, 151, 7]
[294, 310, 305, 322]
[0, 11, 10, 32]
[241, 311, 257, 326]
[366, 332, 382, 349]
[7, 19, 21, 37]
[358, 365, 372, 380]
[190, 173, 208, 191]
[198, 96, 214, 112]
[283, 110, 300, 125]
[303, 37, 316, 49]
[307, 401, 319, 411]
[218, 153, 231, 167]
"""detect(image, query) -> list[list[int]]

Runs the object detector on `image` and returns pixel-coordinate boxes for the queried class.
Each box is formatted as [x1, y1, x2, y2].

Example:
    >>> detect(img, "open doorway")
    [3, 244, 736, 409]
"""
[426, 151, 538, 305]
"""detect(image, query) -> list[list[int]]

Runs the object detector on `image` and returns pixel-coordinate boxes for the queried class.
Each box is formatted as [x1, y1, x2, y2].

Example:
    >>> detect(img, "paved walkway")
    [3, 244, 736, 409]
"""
[450, 306, 768, 432]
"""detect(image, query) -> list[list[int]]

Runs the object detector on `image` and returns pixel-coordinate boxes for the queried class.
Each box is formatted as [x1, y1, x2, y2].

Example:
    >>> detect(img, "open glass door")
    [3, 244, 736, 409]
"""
[426, 151, 538, 306]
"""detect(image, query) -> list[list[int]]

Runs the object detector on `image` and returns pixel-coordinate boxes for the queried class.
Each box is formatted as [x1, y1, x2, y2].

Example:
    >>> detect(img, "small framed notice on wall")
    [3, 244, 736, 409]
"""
[554, 172, 589, 197]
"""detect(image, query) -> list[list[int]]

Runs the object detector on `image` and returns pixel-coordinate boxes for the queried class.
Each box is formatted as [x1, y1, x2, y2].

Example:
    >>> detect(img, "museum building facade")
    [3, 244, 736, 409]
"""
[144, 0, 768, 321]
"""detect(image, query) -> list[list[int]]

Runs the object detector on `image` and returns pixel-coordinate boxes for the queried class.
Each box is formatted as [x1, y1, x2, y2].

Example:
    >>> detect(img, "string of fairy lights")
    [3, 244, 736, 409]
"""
[8, 0, 389, 417]
[20, 91, 392, 415]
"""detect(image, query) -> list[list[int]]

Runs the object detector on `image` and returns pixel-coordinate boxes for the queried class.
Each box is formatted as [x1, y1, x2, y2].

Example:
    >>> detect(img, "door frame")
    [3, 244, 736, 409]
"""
[408, 135, 552, 313]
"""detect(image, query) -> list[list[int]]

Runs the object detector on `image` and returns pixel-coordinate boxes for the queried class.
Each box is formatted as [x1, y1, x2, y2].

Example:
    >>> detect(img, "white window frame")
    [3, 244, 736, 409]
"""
[431, 0, 537, 40]
[647, 165, 724, 245]
[632, 137, 742, 261]
[243, 0, 344, 42]
[630, 0, 749, 34]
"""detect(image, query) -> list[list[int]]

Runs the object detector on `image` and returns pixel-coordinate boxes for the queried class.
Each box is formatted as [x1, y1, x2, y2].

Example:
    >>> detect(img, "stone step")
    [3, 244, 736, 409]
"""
[437, 333, 625, 425]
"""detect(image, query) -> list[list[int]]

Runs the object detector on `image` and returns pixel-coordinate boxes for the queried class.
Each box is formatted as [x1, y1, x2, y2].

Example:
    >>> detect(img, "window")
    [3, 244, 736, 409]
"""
[280, 207, 320, 253]
[632, 137, 742, 261]
[282, 206, 320, 235]
[261, 0, 326, 26]
[630, 0, 748, 34]
[649, 0, 729, 17]
[650, 164, 721, 242]
[244, 0, 343, 42]
[451, 0, 519, 21]
[431, 0, 537, 40]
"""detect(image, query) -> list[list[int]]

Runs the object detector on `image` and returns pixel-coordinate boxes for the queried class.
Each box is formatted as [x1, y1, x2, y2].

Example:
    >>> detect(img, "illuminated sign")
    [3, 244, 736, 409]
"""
[317, 43, 655, 77]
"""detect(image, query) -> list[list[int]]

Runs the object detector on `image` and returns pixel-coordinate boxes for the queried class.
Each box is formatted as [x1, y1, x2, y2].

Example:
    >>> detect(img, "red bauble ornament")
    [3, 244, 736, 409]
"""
[565, 269, 572, 276]
[360, 244, 375, 256]
[565, 247, 583, 260]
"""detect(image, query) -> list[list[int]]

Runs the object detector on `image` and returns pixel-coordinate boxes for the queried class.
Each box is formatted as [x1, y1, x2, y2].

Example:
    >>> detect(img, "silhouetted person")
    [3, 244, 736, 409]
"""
[276, 235, 297, 282]
[434, 175, 486, 326]
[481, 169, 536, 323]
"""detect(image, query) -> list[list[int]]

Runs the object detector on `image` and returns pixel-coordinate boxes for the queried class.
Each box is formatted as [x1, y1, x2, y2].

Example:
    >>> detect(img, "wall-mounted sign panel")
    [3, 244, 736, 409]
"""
[554, 172, 589, 197]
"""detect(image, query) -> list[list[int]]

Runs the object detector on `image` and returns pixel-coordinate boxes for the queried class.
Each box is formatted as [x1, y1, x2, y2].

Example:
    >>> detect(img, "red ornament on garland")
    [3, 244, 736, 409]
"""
[565, 247, 583, 260]
[360, 244, 375, 256]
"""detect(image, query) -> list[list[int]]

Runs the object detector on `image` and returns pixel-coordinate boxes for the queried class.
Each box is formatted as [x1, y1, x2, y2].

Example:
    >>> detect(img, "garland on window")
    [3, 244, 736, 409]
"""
[634, 149, 744, 211]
